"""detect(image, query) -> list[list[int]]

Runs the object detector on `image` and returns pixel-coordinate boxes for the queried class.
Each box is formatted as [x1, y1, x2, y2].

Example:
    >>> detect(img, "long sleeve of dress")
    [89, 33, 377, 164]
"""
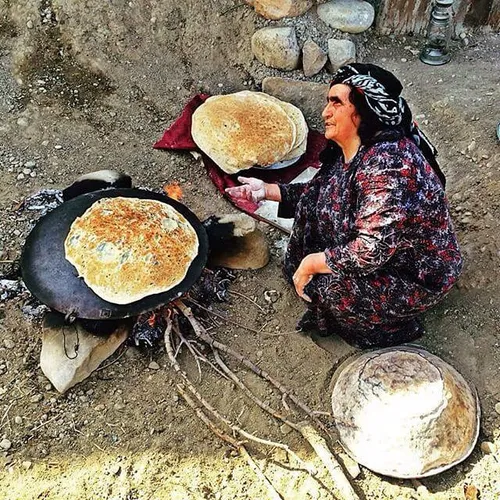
[277, 182, 308, 219]
[324, 154, 410, 276]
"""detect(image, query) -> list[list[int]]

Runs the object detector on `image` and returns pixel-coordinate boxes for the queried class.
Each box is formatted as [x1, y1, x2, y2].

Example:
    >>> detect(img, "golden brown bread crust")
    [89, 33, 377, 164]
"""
[64, 197, 199, 304]
[192, 92, 297, 174]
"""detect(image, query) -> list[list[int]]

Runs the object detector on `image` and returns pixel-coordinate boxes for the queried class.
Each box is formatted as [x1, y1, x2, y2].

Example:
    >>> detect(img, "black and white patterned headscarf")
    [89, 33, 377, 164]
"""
[341, 74, 404, 126]
[330, 63, 446, 187]
[332, 64, 406, 126]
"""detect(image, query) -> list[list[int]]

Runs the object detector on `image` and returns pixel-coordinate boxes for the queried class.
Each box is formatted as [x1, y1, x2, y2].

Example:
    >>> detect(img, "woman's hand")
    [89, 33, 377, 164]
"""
[225, 176, 267, 203]
[293, 252, 332, 301]
[225, 177, 282, 203]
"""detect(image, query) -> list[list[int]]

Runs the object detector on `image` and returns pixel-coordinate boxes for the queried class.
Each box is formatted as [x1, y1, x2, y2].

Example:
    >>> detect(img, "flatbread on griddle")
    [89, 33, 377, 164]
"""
[64, 197, 199, 305]
[192, 91, 297, 174]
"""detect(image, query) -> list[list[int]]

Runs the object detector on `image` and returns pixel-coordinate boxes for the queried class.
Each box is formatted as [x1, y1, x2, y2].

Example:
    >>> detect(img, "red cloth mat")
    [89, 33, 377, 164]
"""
[154, 94, 327, 215]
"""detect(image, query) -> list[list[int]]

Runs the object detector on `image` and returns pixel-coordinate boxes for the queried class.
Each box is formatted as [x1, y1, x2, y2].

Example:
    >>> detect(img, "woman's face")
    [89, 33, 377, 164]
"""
[322, 84, 361, 144]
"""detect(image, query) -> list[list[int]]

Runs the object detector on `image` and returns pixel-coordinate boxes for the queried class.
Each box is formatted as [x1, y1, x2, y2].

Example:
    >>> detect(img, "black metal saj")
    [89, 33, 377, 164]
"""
[420, 0, 454, 66]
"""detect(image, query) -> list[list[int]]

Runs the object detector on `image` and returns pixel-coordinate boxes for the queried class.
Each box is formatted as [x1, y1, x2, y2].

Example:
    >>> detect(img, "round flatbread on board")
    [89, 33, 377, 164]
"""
[64, 197, 199, 305]
[192, 91, 297, 174]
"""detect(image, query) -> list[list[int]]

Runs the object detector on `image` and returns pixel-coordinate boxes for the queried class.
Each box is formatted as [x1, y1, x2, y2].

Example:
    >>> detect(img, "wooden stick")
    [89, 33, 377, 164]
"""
[172, 304, 358, 499]
[166, 322, 313, 474]
[186, 298, 263, 335]
[177, 385, 283, 500]
[211, 348, 295, 428]
[298, 422, 359, 500]
[170, 317, 229, 381]
[239, 446, 284, 500]
[228, 290, 266, 313]
[172, 322, 202, 380]
[177, 384, 240, 448]
[175, 300, 330, 435]
[175, 302, 358, 499]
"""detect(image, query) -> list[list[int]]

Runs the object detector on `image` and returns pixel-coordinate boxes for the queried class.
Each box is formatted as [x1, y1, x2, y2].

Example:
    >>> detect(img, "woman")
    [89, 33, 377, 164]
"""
[226, 64, 463, 348]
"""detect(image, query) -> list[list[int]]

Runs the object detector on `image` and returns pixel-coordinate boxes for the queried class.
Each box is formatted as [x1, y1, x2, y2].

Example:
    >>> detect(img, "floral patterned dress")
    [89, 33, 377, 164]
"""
[279, 136, 463, 348]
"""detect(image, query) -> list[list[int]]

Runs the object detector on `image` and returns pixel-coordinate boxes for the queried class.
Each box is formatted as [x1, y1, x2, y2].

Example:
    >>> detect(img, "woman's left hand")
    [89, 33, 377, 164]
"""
[293, 253, 330, 302]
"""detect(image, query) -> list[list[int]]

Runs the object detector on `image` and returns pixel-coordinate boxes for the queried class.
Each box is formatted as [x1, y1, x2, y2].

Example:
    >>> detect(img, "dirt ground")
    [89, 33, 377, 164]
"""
[0, 1, 499, 499]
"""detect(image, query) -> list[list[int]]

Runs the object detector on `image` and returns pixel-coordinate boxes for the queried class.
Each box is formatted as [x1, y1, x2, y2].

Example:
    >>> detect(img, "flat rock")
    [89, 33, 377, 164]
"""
[251, 27, 300, 71]
[302, 39, 327, 77]
[262, 77, 329, 127]
[327, 39, 356, 72]
[318, 0, 375, 34]
[40, 320, 129, 393]
[250, 0, 314, 20]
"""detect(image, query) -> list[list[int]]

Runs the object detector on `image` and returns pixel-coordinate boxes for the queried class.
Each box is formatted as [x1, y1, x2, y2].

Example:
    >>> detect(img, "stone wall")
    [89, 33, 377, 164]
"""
[376, 0, 500, 35]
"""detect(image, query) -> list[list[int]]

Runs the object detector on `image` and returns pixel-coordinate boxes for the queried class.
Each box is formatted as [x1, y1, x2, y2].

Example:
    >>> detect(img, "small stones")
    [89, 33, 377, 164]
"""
[3, 339, 14, 349]
[0, 439, 12, 451]
[467, 140, 476, 153]
[30, 394, 43, 403]
[110, 463, 121, 475]
[480, 441, 496, 454]
[148, 361, 160, 370]
[251, 27, 300, 71]
[14, 416, 23, 425]
[26, 20, 34, 29]
[494, 402, 500, 415]
[280, 423, 293, 435]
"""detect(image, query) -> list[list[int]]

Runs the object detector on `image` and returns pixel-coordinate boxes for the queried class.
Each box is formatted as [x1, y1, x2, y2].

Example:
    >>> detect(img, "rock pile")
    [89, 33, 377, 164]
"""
[250, 0, 374, 76]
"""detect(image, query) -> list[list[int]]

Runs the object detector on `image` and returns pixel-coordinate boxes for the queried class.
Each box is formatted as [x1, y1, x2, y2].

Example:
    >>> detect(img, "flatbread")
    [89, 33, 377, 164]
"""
[64, 197, 199, 305]
[238, 91, 308, 153]
[192, 91, 297, 174]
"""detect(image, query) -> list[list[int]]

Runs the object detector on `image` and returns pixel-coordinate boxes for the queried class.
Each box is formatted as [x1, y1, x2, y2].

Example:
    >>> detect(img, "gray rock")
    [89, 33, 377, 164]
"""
[252, 0, 314, 20]
[3, 339, 14, 349]
[327, 39, 356, 72]
[318, 0, 375, 34]
[280, 423, 293, 435]
[262, 77, 329, 128]
[251, 27, 300, 71]
[302, 39, 327, 77]
[0, 439, 11, 450]
[40, 322, 128, 393]
[148, 361, 160, 370]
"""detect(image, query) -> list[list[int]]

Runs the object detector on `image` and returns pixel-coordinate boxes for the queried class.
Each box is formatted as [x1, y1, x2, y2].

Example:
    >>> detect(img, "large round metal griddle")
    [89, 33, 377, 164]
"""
[21, 188, 208, 320]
